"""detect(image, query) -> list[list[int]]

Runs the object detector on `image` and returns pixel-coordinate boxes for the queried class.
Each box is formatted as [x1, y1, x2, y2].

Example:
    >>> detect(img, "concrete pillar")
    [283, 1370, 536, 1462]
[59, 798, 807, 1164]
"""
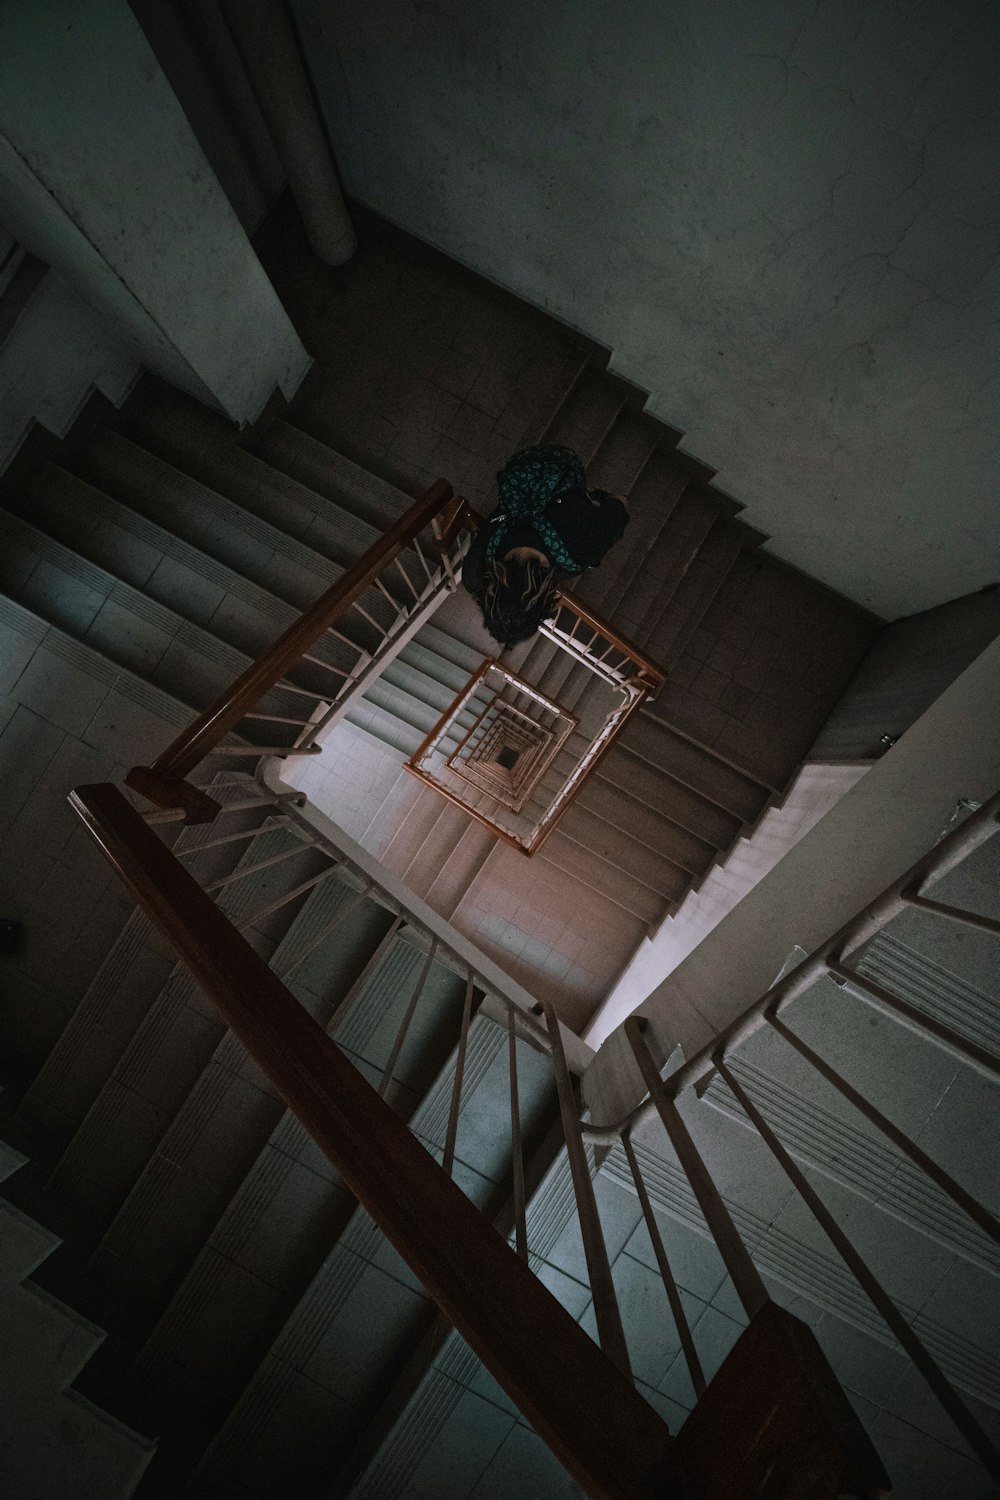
[221, 0, 356, 266]
[0, 0, 311, 425]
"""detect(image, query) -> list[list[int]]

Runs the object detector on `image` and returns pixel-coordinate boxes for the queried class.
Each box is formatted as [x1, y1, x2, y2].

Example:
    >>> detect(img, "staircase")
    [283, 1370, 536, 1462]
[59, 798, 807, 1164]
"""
[14, 218, 997, 1496]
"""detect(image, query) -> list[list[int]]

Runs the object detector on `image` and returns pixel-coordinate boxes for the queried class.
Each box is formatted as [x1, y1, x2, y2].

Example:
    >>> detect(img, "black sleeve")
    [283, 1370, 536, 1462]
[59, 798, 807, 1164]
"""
[548, 490, 629, 568]
[461, 521, 493, 599]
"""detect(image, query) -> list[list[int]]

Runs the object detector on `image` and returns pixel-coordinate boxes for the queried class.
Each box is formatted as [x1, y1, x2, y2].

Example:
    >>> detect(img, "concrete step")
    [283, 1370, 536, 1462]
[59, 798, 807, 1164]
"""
[87, 914, 464, 1329]
[75, 432, 407, 650]
[553, 803, 691, 906]
[620, 713, 771, 824]
[583, 409, 662, 503]
[422, 820, 498, 920]
[542, 364, 630, 466]
[380, 785, 451, 877]
[0, 1189, 156, 1499]
[596, 744, 742, 854]
[643, 518, 750, 665]
[573, 776, 716, 878]
[583, 445, 694, 619]
[538, 828, 669, 926]
[256, 419, 411, 532]
[177, 1012, 557, 1499]
[402, 803, 473, 900]
[0, 509, 347, 743]
[121, 381, 409, 541]
[45, 822, 338, 1220]
[615, 481, 721, 640]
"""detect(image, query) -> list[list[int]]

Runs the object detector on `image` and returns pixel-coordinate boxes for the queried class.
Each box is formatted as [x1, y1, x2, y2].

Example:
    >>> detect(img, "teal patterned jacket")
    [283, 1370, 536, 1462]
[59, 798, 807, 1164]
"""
[485, 445, 587, 572]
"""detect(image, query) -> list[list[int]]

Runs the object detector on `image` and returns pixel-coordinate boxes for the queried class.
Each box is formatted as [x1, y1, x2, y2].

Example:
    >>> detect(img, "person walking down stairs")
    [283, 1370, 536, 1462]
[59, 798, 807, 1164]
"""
[463, 443, 629, 647]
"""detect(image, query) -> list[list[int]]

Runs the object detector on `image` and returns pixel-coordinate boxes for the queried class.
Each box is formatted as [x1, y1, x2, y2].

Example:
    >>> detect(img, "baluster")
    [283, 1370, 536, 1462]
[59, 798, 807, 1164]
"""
[326, 916, 406, 1035]
[767, 1015, 999, 1245]
[827, 958, 1000, 1082]
[443, 971, 476, 1178]
[394, 556, 422, 603]
[621, 1132, 706, 1396]
[625, 1017, 770, 1320]
[901, 890, 1000, 937]
[412, 535, 435, 583]
[280, 882, 374, 980]
[716, 1057, 1000, 1481]
[543, 999, 632, 1378]
[236, 864, 341, 931]
[508, 1006, 528, 1261]
[378, 939, 438, 1100]
[176, 818, 293, 858]
[374, 577, 404, 613]
[351, 599, 386, 635]
[202, 839, 317, 892]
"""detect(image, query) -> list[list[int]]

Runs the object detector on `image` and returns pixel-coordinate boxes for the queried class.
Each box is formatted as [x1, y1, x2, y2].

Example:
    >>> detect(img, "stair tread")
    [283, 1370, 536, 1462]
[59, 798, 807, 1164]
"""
[596, 742, 742, 851]
[538, 828, 669, 926]
[619, 714, 771, 823]
[573, 776, 715, 876]
[554, 803, 691, 903]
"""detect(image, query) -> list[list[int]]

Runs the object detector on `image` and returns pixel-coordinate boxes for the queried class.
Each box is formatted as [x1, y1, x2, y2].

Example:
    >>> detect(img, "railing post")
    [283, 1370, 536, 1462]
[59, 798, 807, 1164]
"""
[68, 783, 679, 1499]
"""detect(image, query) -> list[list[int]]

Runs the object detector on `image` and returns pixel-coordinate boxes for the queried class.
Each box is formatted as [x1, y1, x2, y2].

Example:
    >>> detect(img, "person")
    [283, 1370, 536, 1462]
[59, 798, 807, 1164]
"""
[462, 444, 629, 648]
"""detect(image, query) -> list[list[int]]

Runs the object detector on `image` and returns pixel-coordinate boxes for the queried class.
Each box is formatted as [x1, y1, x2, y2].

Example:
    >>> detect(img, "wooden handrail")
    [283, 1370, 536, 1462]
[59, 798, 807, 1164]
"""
[553, 589, 666, 685]
[135, 479, 456, 788]
[67, 782, 680, 1500]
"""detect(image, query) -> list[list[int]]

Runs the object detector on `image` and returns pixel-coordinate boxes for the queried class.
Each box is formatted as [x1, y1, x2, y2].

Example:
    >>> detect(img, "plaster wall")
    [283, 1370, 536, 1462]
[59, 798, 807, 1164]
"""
[0, 0, 310, 425]
[293, 0, 1000, 619]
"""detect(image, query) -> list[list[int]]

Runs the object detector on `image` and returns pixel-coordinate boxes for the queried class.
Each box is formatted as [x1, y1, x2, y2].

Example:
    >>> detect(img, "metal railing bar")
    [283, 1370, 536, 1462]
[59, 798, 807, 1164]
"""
[767, 1014, 1000, 1246]
[242, 713, 314, 727]
[378, 939, 439, 1101]
[209, 743, 322, 758]
[302, 652, 351, 675]
[280, 882, 374, 980]
[374, 577, 404, 612]
[544, 998, 633, 1379]
[177, 818, 293, 858]
[901, 891, 1000, 938]
[236, 863, 341, 932]
[326, 916, 407, 1037]
[625, 1018, 771, 1321]
[621, 1132, 706, 1398]
[715, 1057, 1000, 1480]
[508, 1005, 529, 1261]
[203, 841, 316, 893]
[394, 556, 422, 603]
[828, 959, 1000, 1084]
[350, 601, 386, 636]
[412, 535, 434, 582]
[325, 624, 365, 650]
[275, 679, 331, 699]
[443, 971, 476, 1178]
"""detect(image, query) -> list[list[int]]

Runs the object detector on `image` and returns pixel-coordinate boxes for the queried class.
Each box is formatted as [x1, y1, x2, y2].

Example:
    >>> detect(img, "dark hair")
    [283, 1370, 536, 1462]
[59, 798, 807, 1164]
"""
[476, 556, 559, 648]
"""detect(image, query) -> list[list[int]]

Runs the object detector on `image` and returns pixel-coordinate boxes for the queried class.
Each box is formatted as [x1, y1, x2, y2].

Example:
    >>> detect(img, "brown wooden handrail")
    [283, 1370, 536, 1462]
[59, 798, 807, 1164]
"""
[552, 589, 666, 685]
[67, 782, 681, 1499]
[130, 479, 456, 794]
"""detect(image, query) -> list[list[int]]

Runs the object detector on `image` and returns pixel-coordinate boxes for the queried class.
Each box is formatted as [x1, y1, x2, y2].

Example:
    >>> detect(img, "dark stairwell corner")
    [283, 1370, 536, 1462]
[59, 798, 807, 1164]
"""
[243, 194, 883, 1030]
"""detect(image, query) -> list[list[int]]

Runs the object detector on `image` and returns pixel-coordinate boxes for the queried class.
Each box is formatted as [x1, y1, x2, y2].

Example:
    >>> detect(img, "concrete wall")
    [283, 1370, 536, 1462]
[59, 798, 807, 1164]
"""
[292, 0, 1000, 619]
[0, 0, 310, 426]
[0, 268, 140, 472]
[809, 585, 1000, 759]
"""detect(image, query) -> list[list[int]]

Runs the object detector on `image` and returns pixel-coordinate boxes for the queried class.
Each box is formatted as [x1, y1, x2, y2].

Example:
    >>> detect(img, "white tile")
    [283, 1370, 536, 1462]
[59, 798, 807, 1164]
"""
[8, 645, 113, 737]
